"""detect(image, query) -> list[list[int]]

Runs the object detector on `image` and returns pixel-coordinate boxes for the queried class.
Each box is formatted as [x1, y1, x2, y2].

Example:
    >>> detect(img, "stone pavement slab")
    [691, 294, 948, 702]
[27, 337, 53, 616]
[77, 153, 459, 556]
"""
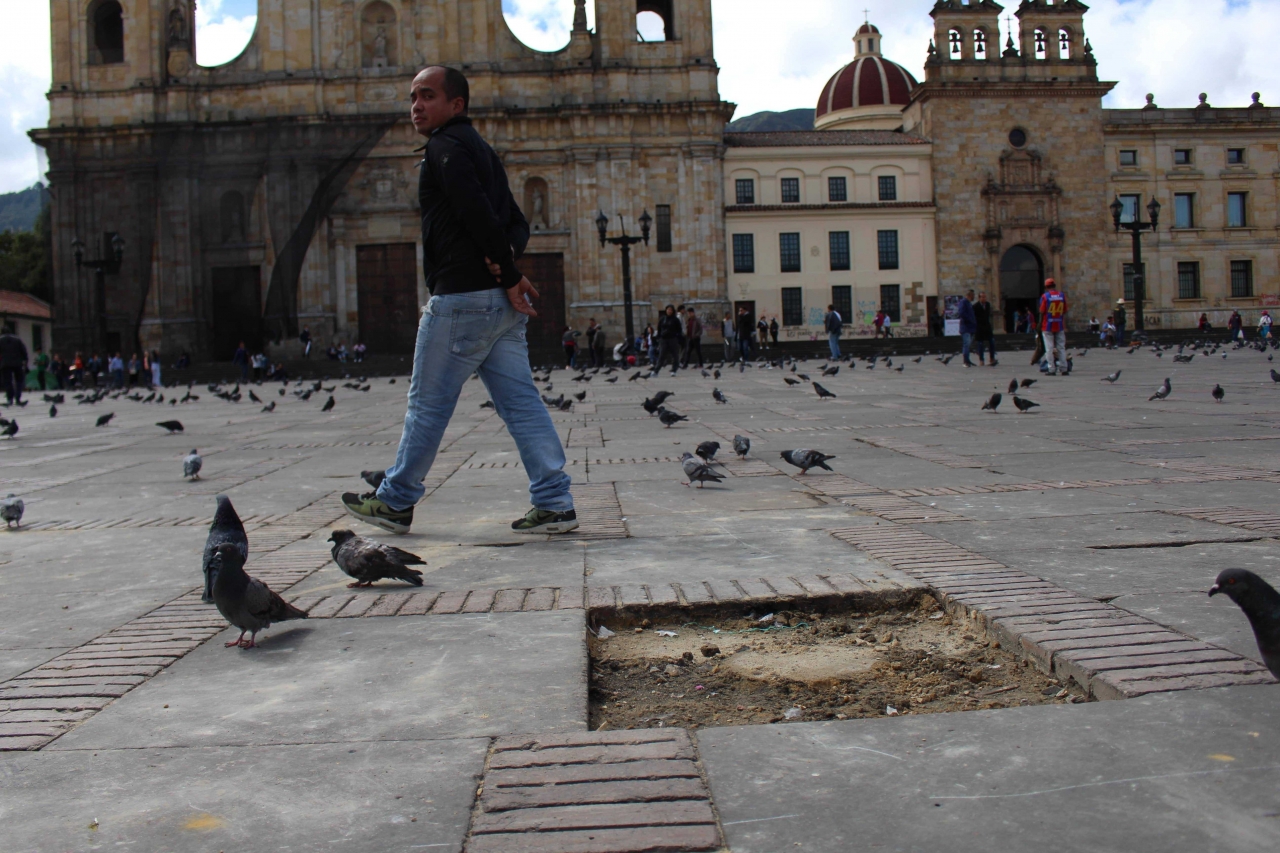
[698, 685, 1280, 853]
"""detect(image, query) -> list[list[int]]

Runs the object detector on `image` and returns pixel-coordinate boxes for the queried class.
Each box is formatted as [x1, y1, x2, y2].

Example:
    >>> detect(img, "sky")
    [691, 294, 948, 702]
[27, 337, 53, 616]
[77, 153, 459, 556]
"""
[1, 0, 1276, 195]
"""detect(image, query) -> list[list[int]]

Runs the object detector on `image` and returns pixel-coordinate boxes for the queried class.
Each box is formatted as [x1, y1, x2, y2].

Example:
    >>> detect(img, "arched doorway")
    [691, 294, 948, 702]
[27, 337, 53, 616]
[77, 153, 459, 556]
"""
[999, 245, 1045, 333]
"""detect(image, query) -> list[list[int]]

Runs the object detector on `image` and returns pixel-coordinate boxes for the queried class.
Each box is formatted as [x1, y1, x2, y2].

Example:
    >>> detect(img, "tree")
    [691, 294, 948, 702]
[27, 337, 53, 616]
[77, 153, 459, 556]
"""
[0, 204, 52, 302]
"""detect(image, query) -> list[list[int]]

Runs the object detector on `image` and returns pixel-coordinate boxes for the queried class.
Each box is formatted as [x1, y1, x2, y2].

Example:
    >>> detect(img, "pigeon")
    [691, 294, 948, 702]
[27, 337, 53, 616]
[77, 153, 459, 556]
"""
[1, 421, 16, 439]
[558, 399, 574, 411]
[695, 441, 720, 462]
[278, 388, 286, 396]
[1149, 378, 1172, 401]
[822, 365, 840, 377]
[1270, 369, 1280, 384]
[913, 356, 923, 364]
[796, 373, 810, 381]
[780, 449, 835, 474]
[628, 372, 642, 382]
[209, 543, 307, 649]
[784, 377, 800, 386]
[156, 420, 183, 434]
[606, 376, 618, 383]
[1212, 384, 1225, 402]
[328, 530, 425, 588]
[981, 392, 1002, 412]
[1012, 395, 1040, 413]
[1, 494, 24, 528]
[713, 369, 721, 379]
[48, 404, 56, 418]
[202, 495, 249, 605]
[183, 449, 202, 480]
[1101, 370, 1122, 383]
[321, 396, 335, 412]
[96, 413, 114, 427]
[361, 470, 386, 490]
[701, 369, 711, 378]
[657, 407, 687, 428]
[712, 388, 727, 404]
[261, 401, 276, 413]
[733, 435, 750, 459]
[813, 382, 837, 399]
[940, 355, 955, 365]
[249, 390, 262, 403]
[574, 391, 587, 402]
[1019, 378, 1036, 388]
[681, 452, 725, 488]
[480, 400, 496, 409]
[1209, 568, 1280, 679]
[1007, 379, 1018, 394]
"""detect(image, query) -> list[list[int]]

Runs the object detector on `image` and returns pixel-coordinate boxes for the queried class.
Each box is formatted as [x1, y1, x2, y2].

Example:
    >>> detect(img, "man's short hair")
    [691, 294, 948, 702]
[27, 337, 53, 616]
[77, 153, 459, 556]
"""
[430, 66, 470, 111]
[827, 304, 834, 310]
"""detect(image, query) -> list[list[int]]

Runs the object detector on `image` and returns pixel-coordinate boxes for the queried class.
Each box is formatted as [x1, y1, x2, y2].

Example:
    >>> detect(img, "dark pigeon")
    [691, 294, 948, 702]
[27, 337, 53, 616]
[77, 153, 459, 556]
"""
[1209, 568, 1280, 679]
[982, 392, 1002, 412]
[1, 421, 16, 439]
[1, 494, 23, 528]
[657, 407, 687, 428]
[813, 382, 836, 399]
[784, 377, 800, 386]
[780, 449, 835, 474]
[695, 441, 720, 462]
[1212, 384, 1225, 402]
[822, 365, 839, 377]
[321, 396, 335, 412]
[733, 435, 750, 459]
[1019, 378, 1036, 388]
[574, 391, 587, 402]
[249, 390, 262, 403]
[203, 495, 249, 604]
[49, 404, 56, 418]
[95, 413, 114, 427]
[328, 530, 425, 588]
[156, 420, 183, 433]
[1012, 395, 1040, 413]
[1270, 369, 1280, 384]
[209, 543, 307, 649]
[712, 388, 727, 404]
[1007, 379, 1018, 394]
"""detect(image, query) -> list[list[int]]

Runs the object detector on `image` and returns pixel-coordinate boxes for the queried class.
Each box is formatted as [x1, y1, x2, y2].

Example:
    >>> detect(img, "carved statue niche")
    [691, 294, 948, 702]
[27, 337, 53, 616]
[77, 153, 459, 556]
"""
[524, 177, 550, 231]
[361, 1, 398, 69]
[220, 191, 246, 244]
[167, 3, 190, 48]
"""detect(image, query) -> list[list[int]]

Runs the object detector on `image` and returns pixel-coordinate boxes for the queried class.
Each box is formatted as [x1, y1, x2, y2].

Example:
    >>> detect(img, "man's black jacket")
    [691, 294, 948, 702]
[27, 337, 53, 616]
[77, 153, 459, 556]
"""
[0, 334, 28, 369]
[419, 116, 529, 295]
[974, 301, 993, 337]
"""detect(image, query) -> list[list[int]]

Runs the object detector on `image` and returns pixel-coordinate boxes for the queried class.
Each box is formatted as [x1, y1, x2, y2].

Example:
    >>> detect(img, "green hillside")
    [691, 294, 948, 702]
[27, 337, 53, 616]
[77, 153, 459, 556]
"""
[0, 184, 50, 233]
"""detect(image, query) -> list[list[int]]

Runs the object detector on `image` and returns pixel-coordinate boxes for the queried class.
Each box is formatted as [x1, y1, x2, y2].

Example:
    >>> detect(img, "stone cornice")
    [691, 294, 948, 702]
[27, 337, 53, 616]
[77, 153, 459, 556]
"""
[725, 201, 936, 214]
[908, 80, 1116, 107]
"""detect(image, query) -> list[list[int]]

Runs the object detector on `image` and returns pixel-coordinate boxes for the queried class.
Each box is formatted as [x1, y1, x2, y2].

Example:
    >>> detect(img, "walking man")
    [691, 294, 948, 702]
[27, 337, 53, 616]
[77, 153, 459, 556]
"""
[722, 312, 736, 362]
[342, 65, 576, 535]
[1113, 299, 1126, 346]
[958, 290, 977, 367]
[0, 327, 28, 405]
[585, 318, 601, 368]
[974, 291, 998, 367]
[1038, 278, 1069, 375]
[823, 304, 842, 360]
[737, 307, 754, 362]
[681, 307, 704, 368]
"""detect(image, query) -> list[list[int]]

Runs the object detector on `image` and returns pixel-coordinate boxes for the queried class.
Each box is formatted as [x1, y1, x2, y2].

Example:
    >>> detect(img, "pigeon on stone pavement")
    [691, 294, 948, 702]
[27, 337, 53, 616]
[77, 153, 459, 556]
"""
[328, 529, 425, 588]
[1, 494, 24, 528]
[657, 407, 687, 428]
[249, 390, 262, 403]
[643, 391, 674, 415]
[1212, 384, 1225, 402]
[1270, 369, 1280, 384]
[982, 392, 1002, 412]
[1019, 378, 1036, 388]
[733, 435, 751, 459]
[321, 396, 335, 412]
[1149, 378, 1172, 401]
[261, 401, 276, 413]
[1101, 370, 1122, 383]
[784, 377, 799, 386]
[203, 495, 249, 604]
[940, 355, 955, 365]
[361, 470, 386, 490]
[628, 372, 642, 382]
[574, 391, 587, 402]
[712, 388, 728, 404]
[96, 413, 114, 427]
[780, 449, 835, 474]
[695, 441, 720, 462]
[183, 449, 202, 480]
[1007, 379, 1018, 394]
[822, 365, 840, 377]
[209, 543, 307, 649]
[1209, 568, 1280, 679]
[681, 453, 725, 488]
[1012, 395, 1040, 413]
[156, 420, 183, 434]
[796, 373, 810, 381]
[813, 382, 837, 399]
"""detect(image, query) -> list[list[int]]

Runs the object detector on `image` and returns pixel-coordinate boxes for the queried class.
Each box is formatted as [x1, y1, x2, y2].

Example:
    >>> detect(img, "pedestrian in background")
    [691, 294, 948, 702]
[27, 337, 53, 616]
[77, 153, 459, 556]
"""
[722, 312, 736, 361]
[1038, 278, 1069, 375]
[958, 290, 977, 367]
[150, 350, 162, 386]
[654, 305, 683, 375]
[757, 315, 769, 350]
[0, 327, 28, 406]
[591, 323, 607, 366]
[561, 326, 578, 368]
[109, 353, 124, 388]
[300, 325, 312, 358]
[823, 304, 843, 360]
[127, 353, 140, 387]
[33, 347, 49, 390]
[974, 291, 997, 367]
[585, 318, 601, 367]
[737, 307, 754, 362]
[769, 316, 779, 346]
[1113, 299, 1127, 346]
[1260, 310, 1273, 340]
[1228, 310, 1243, 341]
[682, 307, 703, 368]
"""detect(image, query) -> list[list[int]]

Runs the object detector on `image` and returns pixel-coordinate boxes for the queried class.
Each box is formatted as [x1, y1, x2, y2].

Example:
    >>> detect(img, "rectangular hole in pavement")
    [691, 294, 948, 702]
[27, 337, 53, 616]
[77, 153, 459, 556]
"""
[1088, 537, 1266, 550]
[588, 597, 1087, 731]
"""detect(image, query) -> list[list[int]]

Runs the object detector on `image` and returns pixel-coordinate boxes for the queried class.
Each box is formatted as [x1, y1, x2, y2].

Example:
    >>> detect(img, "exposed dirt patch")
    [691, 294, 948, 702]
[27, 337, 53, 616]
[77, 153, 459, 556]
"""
[588, 596, 1088, 730]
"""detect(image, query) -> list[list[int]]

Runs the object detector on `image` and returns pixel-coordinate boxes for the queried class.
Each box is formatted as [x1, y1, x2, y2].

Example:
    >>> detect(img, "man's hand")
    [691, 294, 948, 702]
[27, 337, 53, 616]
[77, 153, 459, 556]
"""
[506, 276, 539, 318]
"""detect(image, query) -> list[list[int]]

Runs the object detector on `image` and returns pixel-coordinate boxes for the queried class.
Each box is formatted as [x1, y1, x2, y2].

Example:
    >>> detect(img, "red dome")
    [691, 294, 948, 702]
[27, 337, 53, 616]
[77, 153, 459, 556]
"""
[816, 55, 917, 120]
[856, 23, 880, 35]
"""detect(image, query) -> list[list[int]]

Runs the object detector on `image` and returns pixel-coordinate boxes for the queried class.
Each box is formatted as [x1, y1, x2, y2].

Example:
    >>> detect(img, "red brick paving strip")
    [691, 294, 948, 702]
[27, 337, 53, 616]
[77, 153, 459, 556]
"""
[465, 729, 721, 853]
[828, 523, 1276, 698]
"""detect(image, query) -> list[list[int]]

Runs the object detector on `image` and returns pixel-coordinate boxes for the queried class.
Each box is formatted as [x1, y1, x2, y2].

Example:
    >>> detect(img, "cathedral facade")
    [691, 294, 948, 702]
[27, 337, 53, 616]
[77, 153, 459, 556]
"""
[33, 1, 1279, 362]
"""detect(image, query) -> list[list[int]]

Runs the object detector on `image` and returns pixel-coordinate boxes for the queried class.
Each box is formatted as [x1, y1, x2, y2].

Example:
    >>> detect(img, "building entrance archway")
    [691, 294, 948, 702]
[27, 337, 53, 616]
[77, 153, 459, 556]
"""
[999, 245, 1045, 333]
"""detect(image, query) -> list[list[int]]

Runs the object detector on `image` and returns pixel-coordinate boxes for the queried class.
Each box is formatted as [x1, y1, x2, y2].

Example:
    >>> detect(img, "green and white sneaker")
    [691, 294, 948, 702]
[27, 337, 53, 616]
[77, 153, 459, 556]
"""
[341, 491, 413, 535]
[511, 507, 579, 534]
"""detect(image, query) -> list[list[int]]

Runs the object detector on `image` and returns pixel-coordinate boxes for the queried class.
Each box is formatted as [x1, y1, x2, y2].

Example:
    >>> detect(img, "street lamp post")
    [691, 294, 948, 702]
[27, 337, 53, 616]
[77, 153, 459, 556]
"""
[1110, 196, 1160, 332]
[595, 210, 651, 349]
[71, 233, 125, 353]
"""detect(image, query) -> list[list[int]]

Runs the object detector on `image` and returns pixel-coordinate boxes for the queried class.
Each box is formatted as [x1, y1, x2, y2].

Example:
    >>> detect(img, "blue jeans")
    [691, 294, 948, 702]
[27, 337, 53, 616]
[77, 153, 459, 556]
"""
[961, 332, 973, 364]
[1116, 323, 1125, 346]
[739, 337, 752, 362]
[828, 332, 841, 360]
[377, 288, 573, 513]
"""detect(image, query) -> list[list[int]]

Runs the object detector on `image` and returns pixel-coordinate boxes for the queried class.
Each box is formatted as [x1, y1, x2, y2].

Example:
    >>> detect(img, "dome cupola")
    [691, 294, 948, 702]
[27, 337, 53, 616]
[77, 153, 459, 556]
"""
[815, 21, 918, 131]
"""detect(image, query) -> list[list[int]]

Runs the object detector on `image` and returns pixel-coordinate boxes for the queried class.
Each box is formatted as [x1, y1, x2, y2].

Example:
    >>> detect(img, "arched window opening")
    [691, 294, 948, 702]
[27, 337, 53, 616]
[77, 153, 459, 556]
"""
[1058, 28, 1071, 60]
[973, 29, 987, 60]
[1033, 28, 1048, 60]
[636, 1, 672, 42]
[89, 0, 125, 65]
[948, 28, 963, 58]
[361, 1, 398, 68]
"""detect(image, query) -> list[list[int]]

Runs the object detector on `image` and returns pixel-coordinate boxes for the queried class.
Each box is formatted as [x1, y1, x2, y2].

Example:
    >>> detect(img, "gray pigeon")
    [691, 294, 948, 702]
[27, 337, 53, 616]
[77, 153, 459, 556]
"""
[203, 495, 249, 604]
[183, 449, 202, 480]
[209, 543, 307, 649]
[712, 388, 727, 404]
[1149, 378, 1172, 401]
[328, 529, 425, 588]
[1, 494, 24, 528]
[1101, 370, 1122, 383]
[780, 449, 835, 474]
[695, 441, 720, 462]
[681, 453, 725, 488]
[1209, 568, 1280, 679]
[733, 435, 750, 459]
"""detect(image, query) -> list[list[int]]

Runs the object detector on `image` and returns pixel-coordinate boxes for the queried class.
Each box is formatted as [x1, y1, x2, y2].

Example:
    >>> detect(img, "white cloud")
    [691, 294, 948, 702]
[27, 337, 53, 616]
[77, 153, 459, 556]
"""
[0, 0, 1275, 194]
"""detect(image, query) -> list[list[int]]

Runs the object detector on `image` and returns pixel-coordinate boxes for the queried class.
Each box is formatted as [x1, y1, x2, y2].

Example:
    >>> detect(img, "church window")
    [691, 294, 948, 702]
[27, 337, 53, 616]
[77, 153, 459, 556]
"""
[1008, 128, 1027, 149]
[1227, 193, 1247, 227]
[878, 176, 897, 201]
[1231, 260, 1253, 298]
[1173, 194, 1195, 229]
[88, 0, 125, 65]
[829, 232, 850, 271]
[880, 285, 901, 323]
[831, 286, 852, 325]
[655, 205, 672, 252]
[735, 179, 755, 205]
[780, 177, 800, 204]
[1226, 148, 1245, 165]
[973, 29, 987, 60]
[1118, 194, 1140, 224]
[732, 234, 755, 273]
[1122, 263, 1144, 301]
[948, 29, 962, 58]
[1119, 149, 1138, 166]
[781, 288, 804, 326]
[1173, 149, 1191, 165]
[1058, 29, 1071, 60]
[827, 176, 847, 202]
[1034, 29, 1048, 60]
[1177, 262, 1201, 299]
[779, 233, 801, 273]
[877, 230, 899, 270]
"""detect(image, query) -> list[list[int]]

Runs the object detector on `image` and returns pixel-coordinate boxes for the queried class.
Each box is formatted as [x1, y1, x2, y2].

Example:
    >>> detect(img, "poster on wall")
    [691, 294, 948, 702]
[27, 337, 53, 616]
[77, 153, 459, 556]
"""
[943, 295, 962, 337]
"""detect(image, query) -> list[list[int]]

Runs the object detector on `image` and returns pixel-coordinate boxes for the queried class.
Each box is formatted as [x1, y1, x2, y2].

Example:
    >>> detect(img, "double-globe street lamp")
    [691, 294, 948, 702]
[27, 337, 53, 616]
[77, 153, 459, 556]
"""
[71, 233, 126, 353]
[1110, 195, 1160, 332]
[595, 209, 651, 351]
